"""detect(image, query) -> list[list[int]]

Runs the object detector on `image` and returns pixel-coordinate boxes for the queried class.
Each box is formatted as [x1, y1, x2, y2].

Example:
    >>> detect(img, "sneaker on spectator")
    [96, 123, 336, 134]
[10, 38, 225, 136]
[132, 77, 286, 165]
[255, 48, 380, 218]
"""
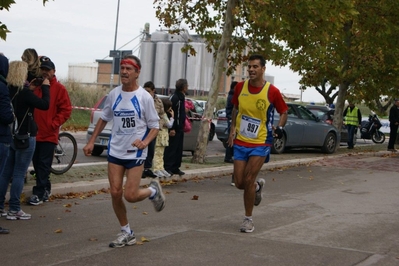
[109, 231, 136, 248]
[161, 169, 171, 178]
[154, 170, 165, 178]
[0, 208, 7, 217]
[230, 175, 235, 186]
[43, 190, 52, 202]
[254, 178, 265, 206]
[149, 179, 165, 212]
[240, 218, 254, 233]
[7, 210, 31, 220]
[29, 195, 43, 206]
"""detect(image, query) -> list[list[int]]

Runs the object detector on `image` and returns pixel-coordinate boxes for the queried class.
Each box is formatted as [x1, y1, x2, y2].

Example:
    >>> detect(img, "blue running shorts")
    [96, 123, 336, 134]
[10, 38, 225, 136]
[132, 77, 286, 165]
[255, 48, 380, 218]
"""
[108, 155, 144, 169]
[233, 144, 271, 163]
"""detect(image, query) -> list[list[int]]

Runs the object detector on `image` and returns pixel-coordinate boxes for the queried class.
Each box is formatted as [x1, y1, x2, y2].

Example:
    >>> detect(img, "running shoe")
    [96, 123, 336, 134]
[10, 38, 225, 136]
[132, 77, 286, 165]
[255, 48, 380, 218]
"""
[109, 231, 136, 248]
[240, 218, 254, 233]
[7, 210, 32, 220]
[29, 195, 43, 206]
[254, 178, 265, 206]
[149, 179, 165, 212]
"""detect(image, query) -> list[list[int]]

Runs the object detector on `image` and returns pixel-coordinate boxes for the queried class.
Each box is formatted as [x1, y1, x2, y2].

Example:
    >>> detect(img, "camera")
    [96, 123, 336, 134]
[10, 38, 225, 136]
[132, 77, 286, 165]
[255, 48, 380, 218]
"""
[31, 78, 43, 86]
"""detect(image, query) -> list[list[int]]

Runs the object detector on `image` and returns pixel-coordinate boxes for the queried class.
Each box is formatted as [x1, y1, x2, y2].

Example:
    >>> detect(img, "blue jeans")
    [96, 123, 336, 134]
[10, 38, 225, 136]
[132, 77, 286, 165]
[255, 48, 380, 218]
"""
[347, 125, 356, 148]
[0, 137, 36, 212]
[0, 143, 10, 176]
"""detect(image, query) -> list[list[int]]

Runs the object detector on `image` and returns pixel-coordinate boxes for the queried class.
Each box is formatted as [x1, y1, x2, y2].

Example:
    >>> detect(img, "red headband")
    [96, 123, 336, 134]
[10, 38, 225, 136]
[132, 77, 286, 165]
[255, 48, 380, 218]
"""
[120, 59, 140, 70]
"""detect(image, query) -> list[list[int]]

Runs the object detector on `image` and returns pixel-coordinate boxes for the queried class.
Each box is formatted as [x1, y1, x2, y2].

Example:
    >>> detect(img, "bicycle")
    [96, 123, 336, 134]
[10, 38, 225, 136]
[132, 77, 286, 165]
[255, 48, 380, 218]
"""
[51, 131, 78, 175]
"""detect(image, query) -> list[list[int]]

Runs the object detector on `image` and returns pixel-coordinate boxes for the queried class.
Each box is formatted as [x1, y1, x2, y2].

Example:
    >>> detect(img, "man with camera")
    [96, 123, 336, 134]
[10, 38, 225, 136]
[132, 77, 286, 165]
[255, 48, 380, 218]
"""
[29, 56, 72, 206]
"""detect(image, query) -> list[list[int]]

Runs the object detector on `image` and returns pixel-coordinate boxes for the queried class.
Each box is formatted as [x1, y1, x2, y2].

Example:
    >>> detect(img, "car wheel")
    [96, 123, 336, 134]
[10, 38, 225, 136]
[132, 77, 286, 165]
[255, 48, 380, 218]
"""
[272, 135, 286, 154]
[208, 123, 215, 141]
[91, 146, 104, 156]
[321, 132, 337, 154]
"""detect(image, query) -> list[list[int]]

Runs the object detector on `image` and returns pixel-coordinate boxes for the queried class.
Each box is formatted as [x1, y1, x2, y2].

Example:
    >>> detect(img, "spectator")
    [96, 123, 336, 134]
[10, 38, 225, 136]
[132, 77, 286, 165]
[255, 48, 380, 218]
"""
[21, 48, 41, 82]
[163, 79, 188, 176]
[153, 98, 174, 178]
[0, 53, 14, 234]
[387, 98, 399, 152]
[343, 102, 362, 149]
[0, 60, 49, 220]
[142, 81, 160, 178]
[29, 56, 72, 205]
[224, 81, 237, 164]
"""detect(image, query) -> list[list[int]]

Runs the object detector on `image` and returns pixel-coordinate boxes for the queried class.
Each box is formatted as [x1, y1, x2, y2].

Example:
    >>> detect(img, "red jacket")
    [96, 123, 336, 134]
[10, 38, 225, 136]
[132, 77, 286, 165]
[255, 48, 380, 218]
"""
[34, 75, 72, 144]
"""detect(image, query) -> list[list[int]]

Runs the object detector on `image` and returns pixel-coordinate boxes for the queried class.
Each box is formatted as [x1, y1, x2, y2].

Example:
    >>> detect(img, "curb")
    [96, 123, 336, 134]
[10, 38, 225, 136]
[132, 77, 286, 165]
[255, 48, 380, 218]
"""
[18, 156, 327, 199]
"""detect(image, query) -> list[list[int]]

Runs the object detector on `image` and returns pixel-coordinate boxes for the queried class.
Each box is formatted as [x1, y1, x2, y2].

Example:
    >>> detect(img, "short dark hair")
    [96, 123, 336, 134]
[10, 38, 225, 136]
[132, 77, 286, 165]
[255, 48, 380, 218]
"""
[248, 54, 266, 67]
[175, 78, 188, 91]
[143, 81, 155, 90]
[123, 55, 141, 70]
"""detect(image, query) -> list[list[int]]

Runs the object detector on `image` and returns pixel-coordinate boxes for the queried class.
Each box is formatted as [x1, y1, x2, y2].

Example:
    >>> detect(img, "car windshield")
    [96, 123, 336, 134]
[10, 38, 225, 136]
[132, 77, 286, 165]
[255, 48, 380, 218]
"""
[297, 105, 318, 120]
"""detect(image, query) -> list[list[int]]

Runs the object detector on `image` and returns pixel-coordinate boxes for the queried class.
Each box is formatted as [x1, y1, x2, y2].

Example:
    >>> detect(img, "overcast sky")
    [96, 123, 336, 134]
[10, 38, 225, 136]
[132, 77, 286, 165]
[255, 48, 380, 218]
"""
[1, 0, 324, 102]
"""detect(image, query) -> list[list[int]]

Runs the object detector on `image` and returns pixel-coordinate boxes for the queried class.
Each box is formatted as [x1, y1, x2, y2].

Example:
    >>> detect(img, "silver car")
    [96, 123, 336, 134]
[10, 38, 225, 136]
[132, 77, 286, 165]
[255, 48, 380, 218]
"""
[215, 103, 339, 154]
[86, 95, 215, 156]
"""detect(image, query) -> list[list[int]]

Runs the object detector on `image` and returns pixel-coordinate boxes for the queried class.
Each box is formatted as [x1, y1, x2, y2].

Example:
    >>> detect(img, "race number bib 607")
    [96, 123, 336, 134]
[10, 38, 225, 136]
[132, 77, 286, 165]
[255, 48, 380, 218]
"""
[114, 110, 136, 135]
[239, 115, 260, 139]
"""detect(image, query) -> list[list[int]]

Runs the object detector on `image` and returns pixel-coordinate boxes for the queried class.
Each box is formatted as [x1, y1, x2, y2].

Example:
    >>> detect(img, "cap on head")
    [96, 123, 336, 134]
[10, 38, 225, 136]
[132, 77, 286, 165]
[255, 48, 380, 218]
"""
[39, 56, 55, 70]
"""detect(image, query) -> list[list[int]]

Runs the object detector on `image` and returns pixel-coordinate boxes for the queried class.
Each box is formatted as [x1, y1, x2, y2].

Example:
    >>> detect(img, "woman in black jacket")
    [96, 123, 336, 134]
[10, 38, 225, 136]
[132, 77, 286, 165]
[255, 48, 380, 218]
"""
[0, 60, 50, 220]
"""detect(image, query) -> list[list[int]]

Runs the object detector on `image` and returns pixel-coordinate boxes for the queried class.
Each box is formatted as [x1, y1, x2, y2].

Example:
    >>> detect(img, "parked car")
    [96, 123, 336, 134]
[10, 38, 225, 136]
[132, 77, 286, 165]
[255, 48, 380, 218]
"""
[215, 103, 339, 154]
[306, 105, 352, 145]
[86, 94, 215, 156]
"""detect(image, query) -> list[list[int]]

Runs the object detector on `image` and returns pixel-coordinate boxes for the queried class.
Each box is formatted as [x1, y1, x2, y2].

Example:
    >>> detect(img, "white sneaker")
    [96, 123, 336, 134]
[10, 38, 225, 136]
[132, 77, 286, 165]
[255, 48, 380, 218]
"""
[154, 170, 165, 178]
[161, 169, 171, 177]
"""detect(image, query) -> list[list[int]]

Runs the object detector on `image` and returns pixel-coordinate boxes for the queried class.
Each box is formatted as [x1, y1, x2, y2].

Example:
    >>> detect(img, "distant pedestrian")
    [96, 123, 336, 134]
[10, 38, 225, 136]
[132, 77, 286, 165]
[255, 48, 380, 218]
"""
[228, 54, 288, 233]
[0, 60, 49, 220]
[343, 102, 362, 149]
[83, 55, 165, 248]
[0, 54, 14, 234]
[387, 98, 399, 152]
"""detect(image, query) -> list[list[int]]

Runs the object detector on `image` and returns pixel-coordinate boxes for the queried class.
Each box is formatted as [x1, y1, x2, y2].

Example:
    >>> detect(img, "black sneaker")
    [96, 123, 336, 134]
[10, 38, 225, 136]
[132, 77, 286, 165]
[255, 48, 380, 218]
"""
[171, 169, 185, 176]
[29, 195, 43, 206]
[143, 169, 157, 178]
[43, 190, 52, 202]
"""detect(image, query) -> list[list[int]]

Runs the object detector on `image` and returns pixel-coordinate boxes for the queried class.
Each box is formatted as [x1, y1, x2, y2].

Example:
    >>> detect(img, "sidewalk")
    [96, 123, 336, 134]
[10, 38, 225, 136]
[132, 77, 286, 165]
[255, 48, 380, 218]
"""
[19, 143, 398, 199]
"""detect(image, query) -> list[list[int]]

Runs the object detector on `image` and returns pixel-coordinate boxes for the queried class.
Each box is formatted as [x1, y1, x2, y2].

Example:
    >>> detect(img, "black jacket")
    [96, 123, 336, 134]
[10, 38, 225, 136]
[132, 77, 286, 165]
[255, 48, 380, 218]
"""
[170, 91, 186, 132]
[389, 104, 399, 124]
[10, 84, 50, 136]
[0, 55, 14, 144]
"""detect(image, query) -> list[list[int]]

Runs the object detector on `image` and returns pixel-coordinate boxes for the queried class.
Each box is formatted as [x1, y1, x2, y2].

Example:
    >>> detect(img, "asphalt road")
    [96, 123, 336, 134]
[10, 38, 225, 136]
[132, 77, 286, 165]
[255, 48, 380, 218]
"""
[2, 153, 399, 265]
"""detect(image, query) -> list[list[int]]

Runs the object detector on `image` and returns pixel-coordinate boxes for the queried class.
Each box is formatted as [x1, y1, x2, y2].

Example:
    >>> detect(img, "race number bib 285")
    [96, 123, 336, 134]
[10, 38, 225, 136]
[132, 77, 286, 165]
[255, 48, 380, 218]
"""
[114, 110, 136, 135]
[239, 115, 260, 139]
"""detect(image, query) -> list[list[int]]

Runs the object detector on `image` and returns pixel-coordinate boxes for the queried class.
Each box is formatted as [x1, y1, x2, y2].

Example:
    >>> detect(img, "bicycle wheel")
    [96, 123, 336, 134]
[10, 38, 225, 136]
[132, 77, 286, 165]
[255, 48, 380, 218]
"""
[51, 132, 77, 175]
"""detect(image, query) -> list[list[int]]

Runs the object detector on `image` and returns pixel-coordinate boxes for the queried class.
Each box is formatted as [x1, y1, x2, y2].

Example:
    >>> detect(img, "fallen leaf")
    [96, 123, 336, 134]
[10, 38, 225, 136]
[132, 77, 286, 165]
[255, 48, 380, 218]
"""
[63, 203, 72, 208]
[136, 241, 143, 245]
[54, 229, 63, 233]
[191, 195, 199, 200]
[141, 237, 149, 242]
[142, 212, 148, 215]
[89, 237, 98, 241]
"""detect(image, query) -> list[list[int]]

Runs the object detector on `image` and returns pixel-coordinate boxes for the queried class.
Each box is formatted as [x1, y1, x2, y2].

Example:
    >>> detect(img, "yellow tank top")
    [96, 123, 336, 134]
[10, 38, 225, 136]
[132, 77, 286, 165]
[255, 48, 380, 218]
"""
[236, 80, 273, 145]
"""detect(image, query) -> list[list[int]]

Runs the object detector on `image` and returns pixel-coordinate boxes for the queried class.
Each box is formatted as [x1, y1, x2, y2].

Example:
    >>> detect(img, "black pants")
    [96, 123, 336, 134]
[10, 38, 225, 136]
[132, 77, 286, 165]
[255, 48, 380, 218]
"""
[32, 141, 56, 199]
[388, 123, 399, 149]
[144, 138, 156, 169]
[163, 130, 184, 172]
[224, 120, 233, 161]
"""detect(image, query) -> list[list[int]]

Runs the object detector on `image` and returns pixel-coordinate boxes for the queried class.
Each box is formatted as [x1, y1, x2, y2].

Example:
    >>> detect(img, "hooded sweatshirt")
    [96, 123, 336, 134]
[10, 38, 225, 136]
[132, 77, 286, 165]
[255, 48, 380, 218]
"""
[0, 54, 15, 144]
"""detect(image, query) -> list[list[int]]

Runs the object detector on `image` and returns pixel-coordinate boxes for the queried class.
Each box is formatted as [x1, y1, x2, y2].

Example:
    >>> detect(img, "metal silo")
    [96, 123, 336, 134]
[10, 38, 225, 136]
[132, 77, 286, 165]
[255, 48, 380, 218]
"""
[200, 45, 214, 93]
[186, 42, 203, 94]
[139, 41, 155, 86]
[168, 42, 186, 88]
[153, 42, 172, 89]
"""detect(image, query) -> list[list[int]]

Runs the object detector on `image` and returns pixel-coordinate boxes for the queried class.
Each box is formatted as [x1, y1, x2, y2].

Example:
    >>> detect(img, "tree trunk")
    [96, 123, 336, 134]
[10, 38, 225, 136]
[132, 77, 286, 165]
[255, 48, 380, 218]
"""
[191, 0, 238, 163]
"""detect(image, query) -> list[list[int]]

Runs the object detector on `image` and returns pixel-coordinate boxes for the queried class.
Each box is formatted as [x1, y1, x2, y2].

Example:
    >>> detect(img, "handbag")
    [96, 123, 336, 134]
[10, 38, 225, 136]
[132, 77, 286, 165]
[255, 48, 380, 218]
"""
[13, 109, 31, 149]
[184, 116, 192, 133]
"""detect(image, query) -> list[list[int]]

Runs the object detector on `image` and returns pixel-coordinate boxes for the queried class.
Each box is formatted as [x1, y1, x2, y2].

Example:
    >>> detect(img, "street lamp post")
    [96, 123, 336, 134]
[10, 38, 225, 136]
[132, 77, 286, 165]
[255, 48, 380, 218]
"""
[110, 0, 121, 89]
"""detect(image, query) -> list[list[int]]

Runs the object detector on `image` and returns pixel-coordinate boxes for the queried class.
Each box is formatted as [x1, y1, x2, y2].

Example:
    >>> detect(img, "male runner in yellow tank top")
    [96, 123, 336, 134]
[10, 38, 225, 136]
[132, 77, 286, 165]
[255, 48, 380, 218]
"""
[228, 54, 288, 233]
